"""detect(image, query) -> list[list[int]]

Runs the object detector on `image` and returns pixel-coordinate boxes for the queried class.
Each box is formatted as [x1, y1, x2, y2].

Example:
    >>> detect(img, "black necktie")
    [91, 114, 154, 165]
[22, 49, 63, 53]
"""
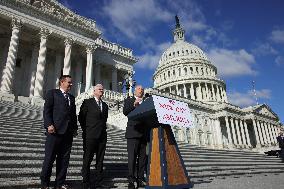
[97, 100, 102, 111]
[64, 92, 69, 106]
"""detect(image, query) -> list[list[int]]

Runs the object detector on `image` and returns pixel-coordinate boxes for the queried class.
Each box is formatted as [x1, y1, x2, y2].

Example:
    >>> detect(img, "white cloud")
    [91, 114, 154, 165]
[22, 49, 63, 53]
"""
[102, 0, 172, 39]
[270, 29, 284, 44]
[252, 42, 278, 56]
[228, 89, 271, 107]
[136, 42, 171, 70]
[275, 56, 284, 65]
[207, 48, 257, 78]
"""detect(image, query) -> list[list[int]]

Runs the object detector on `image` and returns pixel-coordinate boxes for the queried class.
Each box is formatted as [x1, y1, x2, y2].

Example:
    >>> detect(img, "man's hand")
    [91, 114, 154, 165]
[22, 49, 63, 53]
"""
[47, 125, 56, 134]
[134, 98, 142, 107]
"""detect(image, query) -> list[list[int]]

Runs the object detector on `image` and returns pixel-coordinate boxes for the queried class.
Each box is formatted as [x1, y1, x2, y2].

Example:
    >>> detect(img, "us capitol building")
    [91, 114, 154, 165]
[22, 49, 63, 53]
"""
[0, 0, 282, 151]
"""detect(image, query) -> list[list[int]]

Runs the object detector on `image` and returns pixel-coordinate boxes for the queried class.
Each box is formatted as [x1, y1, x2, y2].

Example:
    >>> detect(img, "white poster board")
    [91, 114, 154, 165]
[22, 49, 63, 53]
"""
[152, 95, 194, 128]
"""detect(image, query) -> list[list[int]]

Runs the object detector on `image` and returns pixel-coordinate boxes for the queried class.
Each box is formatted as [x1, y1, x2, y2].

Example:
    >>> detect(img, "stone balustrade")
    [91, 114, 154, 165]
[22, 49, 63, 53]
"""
[95, 37, 134, 58]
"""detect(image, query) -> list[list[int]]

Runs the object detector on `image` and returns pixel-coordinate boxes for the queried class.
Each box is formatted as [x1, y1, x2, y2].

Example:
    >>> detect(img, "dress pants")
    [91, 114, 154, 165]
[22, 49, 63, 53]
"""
[82, 136, 107, 184]
[127, 138, 147, 182]
[40, 132, 73, 187]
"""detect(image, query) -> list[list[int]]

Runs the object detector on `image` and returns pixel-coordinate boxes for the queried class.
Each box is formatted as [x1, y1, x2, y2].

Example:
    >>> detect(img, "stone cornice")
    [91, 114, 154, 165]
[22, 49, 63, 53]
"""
[94, 37, 137, 63]
[0, 1, 138, 63]
[2, 0, 101, 38]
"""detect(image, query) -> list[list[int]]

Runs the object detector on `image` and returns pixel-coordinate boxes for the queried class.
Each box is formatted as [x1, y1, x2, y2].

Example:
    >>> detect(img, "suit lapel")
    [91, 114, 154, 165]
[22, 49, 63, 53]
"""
[92, 98, 101, 112]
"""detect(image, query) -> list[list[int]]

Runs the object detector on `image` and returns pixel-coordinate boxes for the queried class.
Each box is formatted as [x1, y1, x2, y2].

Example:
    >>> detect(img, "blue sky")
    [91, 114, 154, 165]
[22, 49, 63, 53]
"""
[59, 0, 284, 122]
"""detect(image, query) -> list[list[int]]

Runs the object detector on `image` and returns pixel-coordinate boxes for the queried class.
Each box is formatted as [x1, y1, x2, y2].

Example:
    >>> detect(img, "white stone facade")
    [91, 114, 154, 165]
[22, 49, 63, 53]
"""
[150, 20, 282, 151]
[0, 0, 136, 105]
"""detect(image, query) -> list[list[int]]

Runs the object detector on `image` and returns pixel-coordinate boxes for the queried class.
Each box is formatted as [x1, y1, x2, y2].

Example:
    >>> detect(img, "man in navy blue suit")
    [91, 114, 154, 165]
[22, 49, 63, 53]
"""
[40, 75, 78, 189]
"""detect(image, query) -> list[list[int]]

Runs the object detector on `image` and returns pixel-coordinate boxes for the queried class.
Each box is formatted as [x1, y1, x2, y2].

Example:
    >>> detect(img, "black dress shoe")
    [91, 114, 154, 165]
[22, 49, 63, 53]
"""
[128, 181, 135, 189]
[82, 183, 90, 189]
[137, 179, 147, 187]
[96, 183, 110, 189]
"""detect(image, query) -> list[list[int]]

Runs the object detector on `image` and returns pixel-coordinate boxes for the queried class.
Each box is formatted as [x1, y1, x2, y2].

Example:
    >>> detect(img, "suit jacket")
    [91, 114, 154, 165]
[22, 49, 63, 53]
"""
[123, 96, 148, 139]
[78, 98, 108, 139]
[43, 89, 77, 135]
[277, 136, 284, 149]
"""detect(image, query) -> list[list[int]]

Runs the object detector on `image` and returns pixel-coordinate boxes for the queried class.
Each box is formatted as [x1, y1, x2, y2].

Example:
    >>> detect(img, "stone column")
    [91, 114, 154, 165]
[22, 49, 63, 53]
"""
[260, 121, 268, 145]
[183, 84, 187, 98]
[85, 45, 95, 92]
[235, 118, 242, 147]
[267, 122, 273, 145]
[225, 116, 233, 148]
[75, 58, 83, 96]
[33, 28, 51, 100]
[265, 122, 274, 145]
[224, 89, 228, 102]
[243, 120, 252, 147]
[0, 18, 22, 99]
[197, 82, 202, 100]
[211, 83, 216, 101]
[230, 117, 237, 146]
[29, 45, 39, 97]
[190, 83, 195, 100]
[239, 119, 247, 147]
[95, 63, 101, 84]
[255, 120, 264, 146]
[271, 124, 277, 144]
[252, 119, 261, 148]
[215, 118, 223, 148]
[216, 86, 221, 101]
[54, 52, 63, 89]
[63, 38, 73, 75]
[176, 85, 179, 95]
[263, 122, 271, 145]
[112, 66, 118, 91]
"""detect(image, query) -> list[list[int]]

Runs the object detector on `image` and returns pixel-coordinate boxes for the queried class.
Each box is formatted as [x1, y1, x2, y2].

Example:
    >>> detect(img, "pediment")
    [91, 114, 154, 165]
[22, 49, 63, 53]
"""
[254, 105, 278, 119]
[24, 0, 98, 34]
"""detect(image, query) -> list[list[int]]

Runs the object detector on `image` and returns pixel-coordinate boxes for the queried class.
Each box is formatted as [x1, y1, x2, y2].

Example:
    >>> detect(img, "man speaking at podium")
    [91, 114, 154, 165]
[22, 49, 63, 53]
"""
[123, 85, 148, 189]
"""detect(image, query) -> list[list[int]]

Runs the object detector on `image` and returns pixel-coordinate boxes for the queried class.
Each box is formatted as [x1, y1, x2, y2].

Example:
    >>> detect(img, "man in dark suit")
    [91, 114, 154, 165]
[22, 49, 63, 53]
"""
[40, 75, 78, 189]
[79, 84, 109, 189]
[277, 131, 284, 162]
[123, 85, 148, 189]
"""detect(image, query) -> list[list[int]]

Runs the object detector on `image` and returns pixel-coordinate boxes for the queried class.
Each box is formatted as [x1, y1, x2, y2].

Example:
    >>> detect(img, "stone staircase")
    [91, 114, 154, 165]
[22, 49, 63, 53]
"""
[0, 101, 284, 189]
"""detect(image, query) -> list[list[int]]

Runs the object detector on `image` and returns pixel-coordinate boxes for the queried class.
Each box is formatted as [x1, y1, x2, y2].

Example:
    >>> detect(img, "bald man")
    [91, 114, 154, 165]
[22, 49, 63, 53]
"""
[79, 84, 109, 189]
[123, 85, 148, 189]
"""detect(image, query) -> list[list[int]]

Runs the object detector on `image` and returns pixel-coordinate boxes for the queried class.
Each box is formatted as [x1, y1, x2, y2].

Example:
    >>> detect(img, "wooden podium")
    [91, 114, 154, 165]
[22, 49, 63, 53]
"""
[127, 96, 192, 189]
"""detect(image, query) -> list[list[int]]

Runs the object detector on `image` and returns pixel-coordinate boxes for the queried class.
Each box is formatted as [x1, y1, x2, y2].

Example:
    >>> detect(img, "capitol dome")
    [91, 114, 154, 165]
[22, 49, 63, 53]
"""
[158, 39, 209, 68]
[153, 16, 228, 103]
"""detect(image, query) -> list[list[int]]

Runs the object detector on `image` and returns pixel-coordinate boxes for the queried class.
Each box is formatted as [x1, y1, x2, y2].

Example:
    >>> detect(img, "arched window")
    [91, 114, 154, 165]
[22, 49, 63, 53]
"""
[184, 67, 187, 75]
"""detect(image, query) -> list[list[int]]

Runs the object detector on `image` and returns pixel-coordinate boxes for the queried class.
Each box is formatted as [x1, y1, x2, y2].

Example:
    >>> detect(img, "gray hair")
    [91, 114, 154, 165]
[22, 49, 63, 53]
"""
[94, 84, 104, 90]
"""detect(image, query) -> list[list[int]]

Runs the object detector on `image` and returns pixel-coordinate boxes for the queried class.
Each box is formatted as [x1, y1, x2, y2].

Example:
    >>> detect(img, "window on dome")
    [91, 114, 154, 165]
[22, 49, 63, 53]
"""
[177, 51, 179, 54]
[178, 68, 181, 76]
[173, 70, 175, 77]
[184, 67, 187, 75]
[190, 67, 193, 74]
[168, 71, 170, 77]
[186, 50, 188, 54]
